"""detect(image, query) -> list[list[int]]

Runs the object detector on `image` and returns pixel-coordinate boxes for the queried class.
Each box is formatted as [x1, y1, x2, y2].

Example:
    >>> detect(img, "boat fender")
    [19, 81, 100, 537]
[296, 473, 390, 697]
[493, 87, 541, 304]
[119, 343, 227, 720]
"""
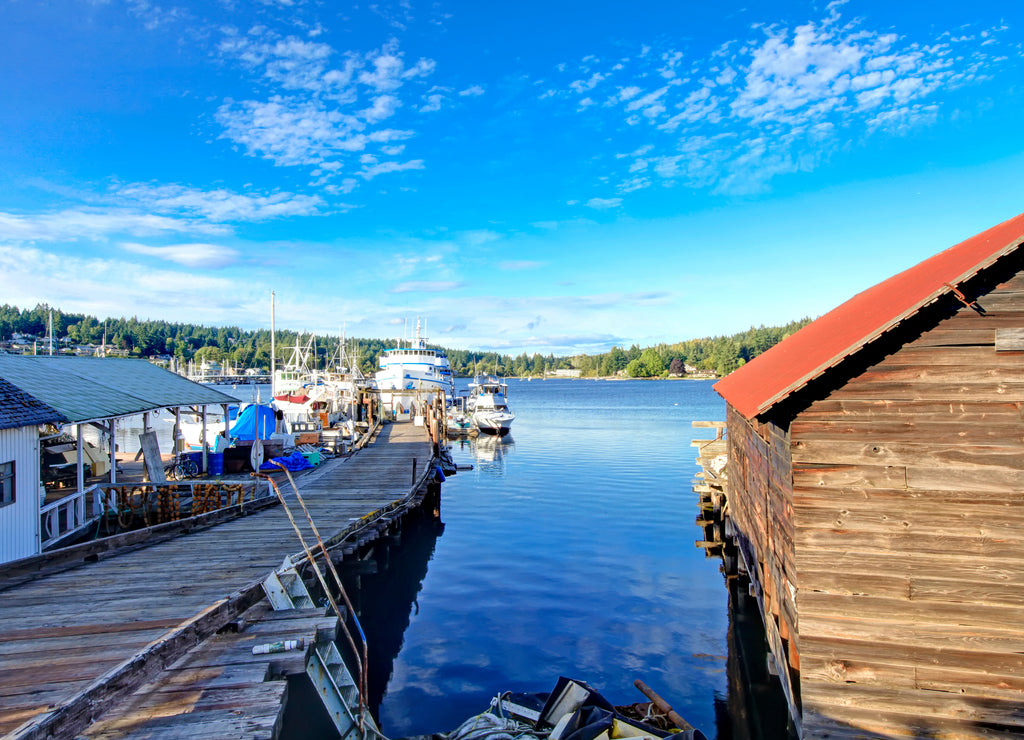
[434, 465, 446, 482]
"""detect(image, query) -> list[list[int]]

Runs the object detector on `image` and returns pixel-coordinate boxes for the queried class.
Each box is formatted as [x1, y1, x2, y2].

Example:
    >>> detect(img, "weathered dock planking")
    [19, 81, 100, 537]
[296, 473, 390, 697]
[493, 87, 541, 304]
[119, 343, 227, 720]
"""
[78, 605, 338, 740]
[0, 420, 435, 740]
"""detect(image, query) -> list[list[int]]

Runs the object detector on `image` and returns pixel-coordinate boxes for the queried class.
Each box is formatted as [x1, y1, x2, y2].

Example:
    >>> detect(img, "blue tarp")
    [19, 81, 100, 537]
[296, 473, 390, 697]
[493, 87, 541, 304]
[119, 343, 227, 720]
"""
[260, 450, 313, 472]
[229, 404, 277, 441]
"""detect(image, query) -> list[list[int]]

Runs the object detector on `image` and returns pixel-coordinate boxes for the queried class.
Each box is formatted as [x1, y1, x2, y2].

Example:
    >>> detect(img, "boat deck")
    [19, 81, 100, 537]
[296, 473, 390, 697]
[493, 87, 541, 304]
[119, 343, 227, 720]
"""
[0, 420, 434, 740]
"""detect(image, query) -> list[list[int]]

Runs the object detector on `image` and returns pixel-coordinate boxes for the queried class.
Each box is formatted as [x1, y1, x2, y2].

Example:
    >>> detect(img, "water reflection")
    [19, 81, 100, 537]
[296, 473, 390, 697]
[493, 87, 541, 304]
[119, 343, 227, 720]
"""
[465, 435, 515, 473]
[714, 575, 795, 739]
[336, 510, 446, 722]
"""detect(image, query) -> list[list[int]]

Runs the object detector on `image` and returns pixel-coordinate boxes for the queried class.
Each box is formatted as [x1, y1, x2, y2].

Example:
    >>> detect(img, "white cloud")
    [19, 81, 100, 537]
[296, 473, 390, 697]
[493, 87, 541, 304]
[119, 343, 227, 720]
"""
[0, 244, 240, 323]
[458, 85, 485, 97]
[500, 260, 543, 270]
[359, 159, 425, 180]
[570, 72, 606, 93]
[120, 242, 241, 268]
[460, 229, 502, 246]
[542, 6, 1009, 199]
[361, 94, 401, 123]
[420, 93, 444, 112]
[113, 183, 324, 221]
[389, 280, 464, 293]
[217, 31, 437, 184]
[0, 209, 226, 242]
[585, 197, 622, 210]
[217, 98, 366, 166]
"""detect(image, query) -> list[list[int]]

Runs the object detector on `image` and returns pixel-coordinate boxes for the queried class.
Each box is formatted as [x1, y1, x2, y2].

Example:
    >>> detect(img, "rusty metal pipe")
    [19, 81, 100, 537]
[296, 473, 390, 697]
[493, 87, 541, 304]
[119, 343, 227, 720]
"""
[633, 679, 707, 740]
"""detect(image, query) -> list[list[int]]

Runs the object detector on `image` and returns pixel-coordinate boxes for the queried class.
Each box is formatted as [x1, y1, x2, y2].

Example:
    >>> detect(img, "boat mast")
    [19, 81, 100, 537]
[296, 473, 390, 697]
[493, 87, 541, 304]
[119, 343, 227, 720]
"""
[270, 291, 276, 397]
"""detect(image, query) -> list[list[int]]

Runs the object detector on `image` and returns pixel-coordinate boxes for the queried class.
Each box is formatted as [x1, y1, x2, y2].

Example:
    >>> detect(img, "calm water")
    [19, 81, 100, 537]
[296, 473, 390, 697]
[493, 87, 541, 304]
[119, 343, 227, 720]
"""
[105, 378, 784, 737]
[362, 379, 747, 737]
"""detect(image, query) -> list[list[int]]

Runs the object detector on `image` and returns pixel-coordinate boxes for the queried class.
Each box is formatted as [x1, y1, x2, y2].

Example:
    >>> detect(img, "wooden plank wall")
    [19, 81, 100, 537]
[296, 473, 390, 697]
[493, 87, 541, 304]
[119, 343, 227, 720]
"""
[789, 272, 1024, 737]
[725, 405, 800, 729]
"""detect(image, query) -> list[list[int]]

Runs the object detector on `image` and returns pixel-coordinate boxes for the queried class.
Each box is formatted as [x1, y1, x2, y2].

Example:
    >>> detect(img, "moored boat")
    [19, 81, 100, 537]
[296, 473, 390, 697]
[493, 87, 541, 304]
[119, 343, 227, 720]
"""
[468, 374, 515, 436]
[375, 318, 455, 411]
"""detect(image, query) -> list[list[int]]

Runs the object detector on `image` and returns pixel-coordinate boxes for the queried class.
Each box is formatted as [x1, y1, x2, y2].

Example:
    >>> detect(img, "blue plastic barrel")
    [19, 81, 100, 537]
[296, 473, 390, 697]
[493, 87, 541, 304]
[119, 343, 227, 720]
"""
[208, 452, 224, 476]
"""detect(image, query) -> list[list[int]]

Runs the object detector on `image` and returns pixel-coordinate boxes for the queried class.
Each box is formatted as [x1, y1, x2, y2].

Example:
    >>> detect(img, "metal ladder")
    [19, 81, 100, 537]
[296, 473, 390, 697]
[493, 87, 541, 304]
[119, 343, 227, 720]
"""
[261, 556, 316, 610]
[307, 639, 386, 740]
[257, 468, 384, 740]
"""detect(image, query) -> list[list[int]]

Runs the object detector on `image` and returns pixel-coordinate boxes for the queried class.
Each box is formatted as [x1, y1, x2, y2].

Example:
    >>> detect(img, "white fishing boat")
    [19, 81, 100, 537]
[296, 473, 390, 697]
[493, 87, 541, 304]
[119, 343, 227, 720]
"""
[467, 374, 515, 436]
[375, 318, 455, 411]
[273, 334, 366, 430]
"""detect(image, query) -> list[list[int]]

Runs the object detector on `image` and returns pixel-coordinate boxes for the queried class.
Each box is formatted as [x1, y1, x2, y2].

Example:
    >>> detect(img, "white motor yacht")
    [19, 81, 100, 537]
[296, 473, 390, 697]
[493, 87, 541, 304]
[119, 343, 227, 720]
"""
[467, 374, 515, 436]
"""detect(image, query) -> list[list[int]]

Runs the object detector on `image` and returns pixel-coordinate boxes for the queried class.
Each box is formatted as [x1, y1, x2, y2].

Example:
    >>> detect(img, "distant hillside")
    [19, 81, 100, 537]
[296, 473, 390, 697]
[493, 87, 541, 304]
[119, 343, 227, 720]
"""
[0, 302, 810, 378]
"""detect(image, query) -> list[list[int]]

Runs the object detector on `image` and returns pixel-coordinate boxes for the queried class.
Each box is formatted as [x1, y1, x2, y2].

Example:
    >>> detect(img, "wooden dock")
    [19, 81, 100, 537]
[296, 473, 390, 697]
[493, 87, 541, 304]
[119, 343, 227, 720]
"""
[0, 420, 436, 740]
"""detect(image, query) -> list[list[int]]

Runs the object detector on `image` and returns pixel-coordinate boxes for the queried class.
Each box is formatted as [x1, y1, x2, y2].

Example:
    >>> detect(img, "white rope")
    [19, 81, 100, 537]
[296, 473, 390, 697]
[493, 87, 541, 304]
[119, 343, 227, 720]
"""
[445, 697, 548, 740]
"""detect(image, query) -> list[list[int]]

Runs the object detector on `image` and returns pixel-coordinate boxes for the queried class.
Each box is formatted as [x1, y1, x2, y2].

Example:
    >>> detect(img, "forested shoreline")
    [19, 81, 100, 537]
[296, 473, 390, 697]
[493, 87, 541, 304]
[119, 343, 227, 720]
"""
[0, 304, 810, 378]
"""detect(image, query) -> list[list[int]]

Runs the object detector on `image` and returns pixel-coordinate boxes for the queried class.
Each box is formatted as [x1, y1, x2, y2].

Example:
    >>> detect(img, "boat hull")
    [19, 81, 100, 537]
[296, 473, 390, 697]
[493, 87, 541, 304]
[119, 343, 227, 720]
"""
[472, 411, 514, 436]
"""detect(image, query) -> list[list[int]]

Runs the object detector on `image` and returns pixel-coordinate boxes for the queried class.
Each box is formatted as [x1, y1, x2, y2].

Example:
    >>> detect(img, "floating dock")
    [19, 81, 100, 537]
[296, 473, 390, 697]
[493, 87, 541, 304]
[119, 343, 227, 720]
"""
[0, 419, 438, 740]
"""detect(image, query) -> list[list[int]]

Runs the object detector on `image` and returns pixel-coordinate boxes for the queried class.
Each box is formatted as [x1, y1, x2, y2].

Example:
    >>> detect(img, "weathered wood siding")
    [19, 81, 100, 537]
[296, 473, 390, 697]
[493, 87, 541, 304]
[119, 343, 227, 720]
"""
[725, 405, 800, 726]
[0, 425, 41, 564]
[789, 271, 1024, 737]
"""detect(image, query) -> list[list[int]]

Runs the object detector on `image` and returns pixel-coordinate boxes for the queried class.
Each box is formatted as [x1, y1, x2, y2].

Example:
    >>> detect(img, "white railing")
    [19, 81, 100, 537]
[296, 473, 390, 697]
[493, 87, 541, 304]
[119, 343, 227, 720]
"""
[39, 484, 100, 550]
[39, 480, 272, 551]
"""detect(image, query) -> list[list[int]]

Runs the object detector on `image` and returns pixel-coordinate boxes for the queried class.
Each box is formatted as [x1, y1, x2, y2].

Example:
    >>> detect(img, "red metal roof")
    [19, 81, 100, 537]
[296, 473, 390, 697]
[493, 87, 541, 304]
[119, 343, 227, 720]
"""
[715, 211, 1024, 419]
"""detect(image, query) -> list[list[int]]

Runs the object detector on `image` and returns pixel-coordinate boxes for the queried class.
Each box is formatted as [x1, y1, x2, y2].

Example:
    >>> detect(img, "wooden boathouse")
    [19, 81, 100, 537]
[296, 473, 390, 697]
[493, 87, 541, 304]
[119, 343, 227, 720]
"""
[713, 212, 1024, 738]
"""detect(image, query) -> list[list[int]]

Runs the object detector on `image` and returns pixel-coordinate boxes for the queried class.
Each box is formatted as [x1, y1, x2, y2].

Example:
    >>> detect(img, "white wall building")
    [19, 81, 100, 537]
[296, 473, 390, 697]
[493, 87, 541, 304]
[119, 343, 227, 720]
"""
[0, 377, 66, 564]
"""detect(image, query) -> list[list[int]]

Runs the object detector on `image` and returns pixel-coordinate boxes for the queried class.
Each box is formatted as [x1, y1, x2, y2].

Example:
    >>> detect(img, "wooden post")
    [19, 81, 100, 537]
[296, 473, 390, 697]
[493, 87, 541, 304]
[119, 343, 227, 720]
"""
[75, 424, 85, 493]
[108, 419, 117, 485]
[411, 458, 417, 486]
[201, 407, 208, 473]
[173, 407, 181, 454]
[222, 403, 231, 451]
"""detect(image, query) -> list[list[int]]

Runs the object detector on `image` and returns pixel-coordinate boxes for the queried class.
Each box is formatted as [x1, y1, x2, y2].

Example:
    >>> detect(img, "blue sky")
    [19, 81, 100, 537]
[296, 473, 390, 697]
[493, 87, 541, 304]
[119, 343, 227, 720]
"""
[1, 0, 1022, 355]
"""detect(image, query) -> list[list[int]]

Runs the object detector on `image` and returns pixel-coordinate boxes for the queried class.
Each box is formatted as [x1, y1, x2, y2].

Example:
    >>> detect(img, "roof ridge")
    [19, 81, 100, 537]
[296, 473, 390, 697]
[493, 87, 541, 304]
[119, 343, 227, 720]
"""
[715, 211, 1024, 419]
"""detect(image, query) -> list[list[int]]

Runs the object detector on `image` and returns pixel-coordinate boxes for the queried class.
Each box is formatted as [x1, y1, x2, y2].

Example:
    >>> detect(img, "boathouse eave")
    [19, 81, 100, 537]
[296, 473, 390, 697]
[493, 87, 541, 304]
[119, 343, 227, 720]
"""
[715, 210, 1024, 421]
[0, 376, 67, 431]
[0, 355, 237, 426]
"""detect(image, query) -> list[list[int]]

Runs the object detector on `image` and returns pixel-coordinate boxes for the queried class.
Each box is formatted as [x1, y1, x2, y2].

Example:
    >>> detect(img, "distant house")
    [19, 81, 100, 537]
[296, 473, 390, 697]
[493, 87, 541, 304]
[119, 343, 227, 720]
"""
[552, 368, 582, 378]
[715, 212, 1024, 738]
[0, 377, 67, 563]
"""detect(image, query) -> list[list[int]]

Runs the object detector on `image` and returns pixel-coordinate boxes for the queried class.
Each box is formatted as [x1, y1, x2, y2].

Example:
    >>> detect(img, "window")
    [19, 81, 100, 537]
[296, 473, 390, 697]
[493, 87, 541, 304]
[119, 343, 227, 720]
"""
[0, 461, 14, 507]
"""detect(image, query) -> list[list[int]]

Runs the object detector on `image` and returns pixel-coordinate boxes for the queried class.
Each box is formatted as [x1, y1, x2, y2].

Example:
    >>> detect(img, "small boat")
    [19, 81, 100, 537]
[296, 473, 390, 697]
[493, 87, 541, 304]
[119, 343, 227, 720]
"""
[438, 677, 706, 740]
[467, 374, 515, 436]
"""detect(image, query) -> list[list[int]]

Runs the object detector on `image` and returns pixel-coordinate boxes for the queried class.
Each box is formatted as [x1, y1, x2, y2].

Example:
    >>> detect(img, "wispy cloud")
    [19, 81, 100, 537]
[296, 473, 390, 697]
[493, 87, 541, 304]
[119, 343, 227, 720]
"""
[585, 197, 622, 210]
[389, 280, 464, 293]
[548, 5, 1010, 199]
[0, 209, 226, 242]
[358, 158, 425, 179]
[500, 260, 543, 270]
[0, 244, 241, 323]
[113, 183, 325, 222]
[120, 242, 241, 268]
[217, 31, 441, 186]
